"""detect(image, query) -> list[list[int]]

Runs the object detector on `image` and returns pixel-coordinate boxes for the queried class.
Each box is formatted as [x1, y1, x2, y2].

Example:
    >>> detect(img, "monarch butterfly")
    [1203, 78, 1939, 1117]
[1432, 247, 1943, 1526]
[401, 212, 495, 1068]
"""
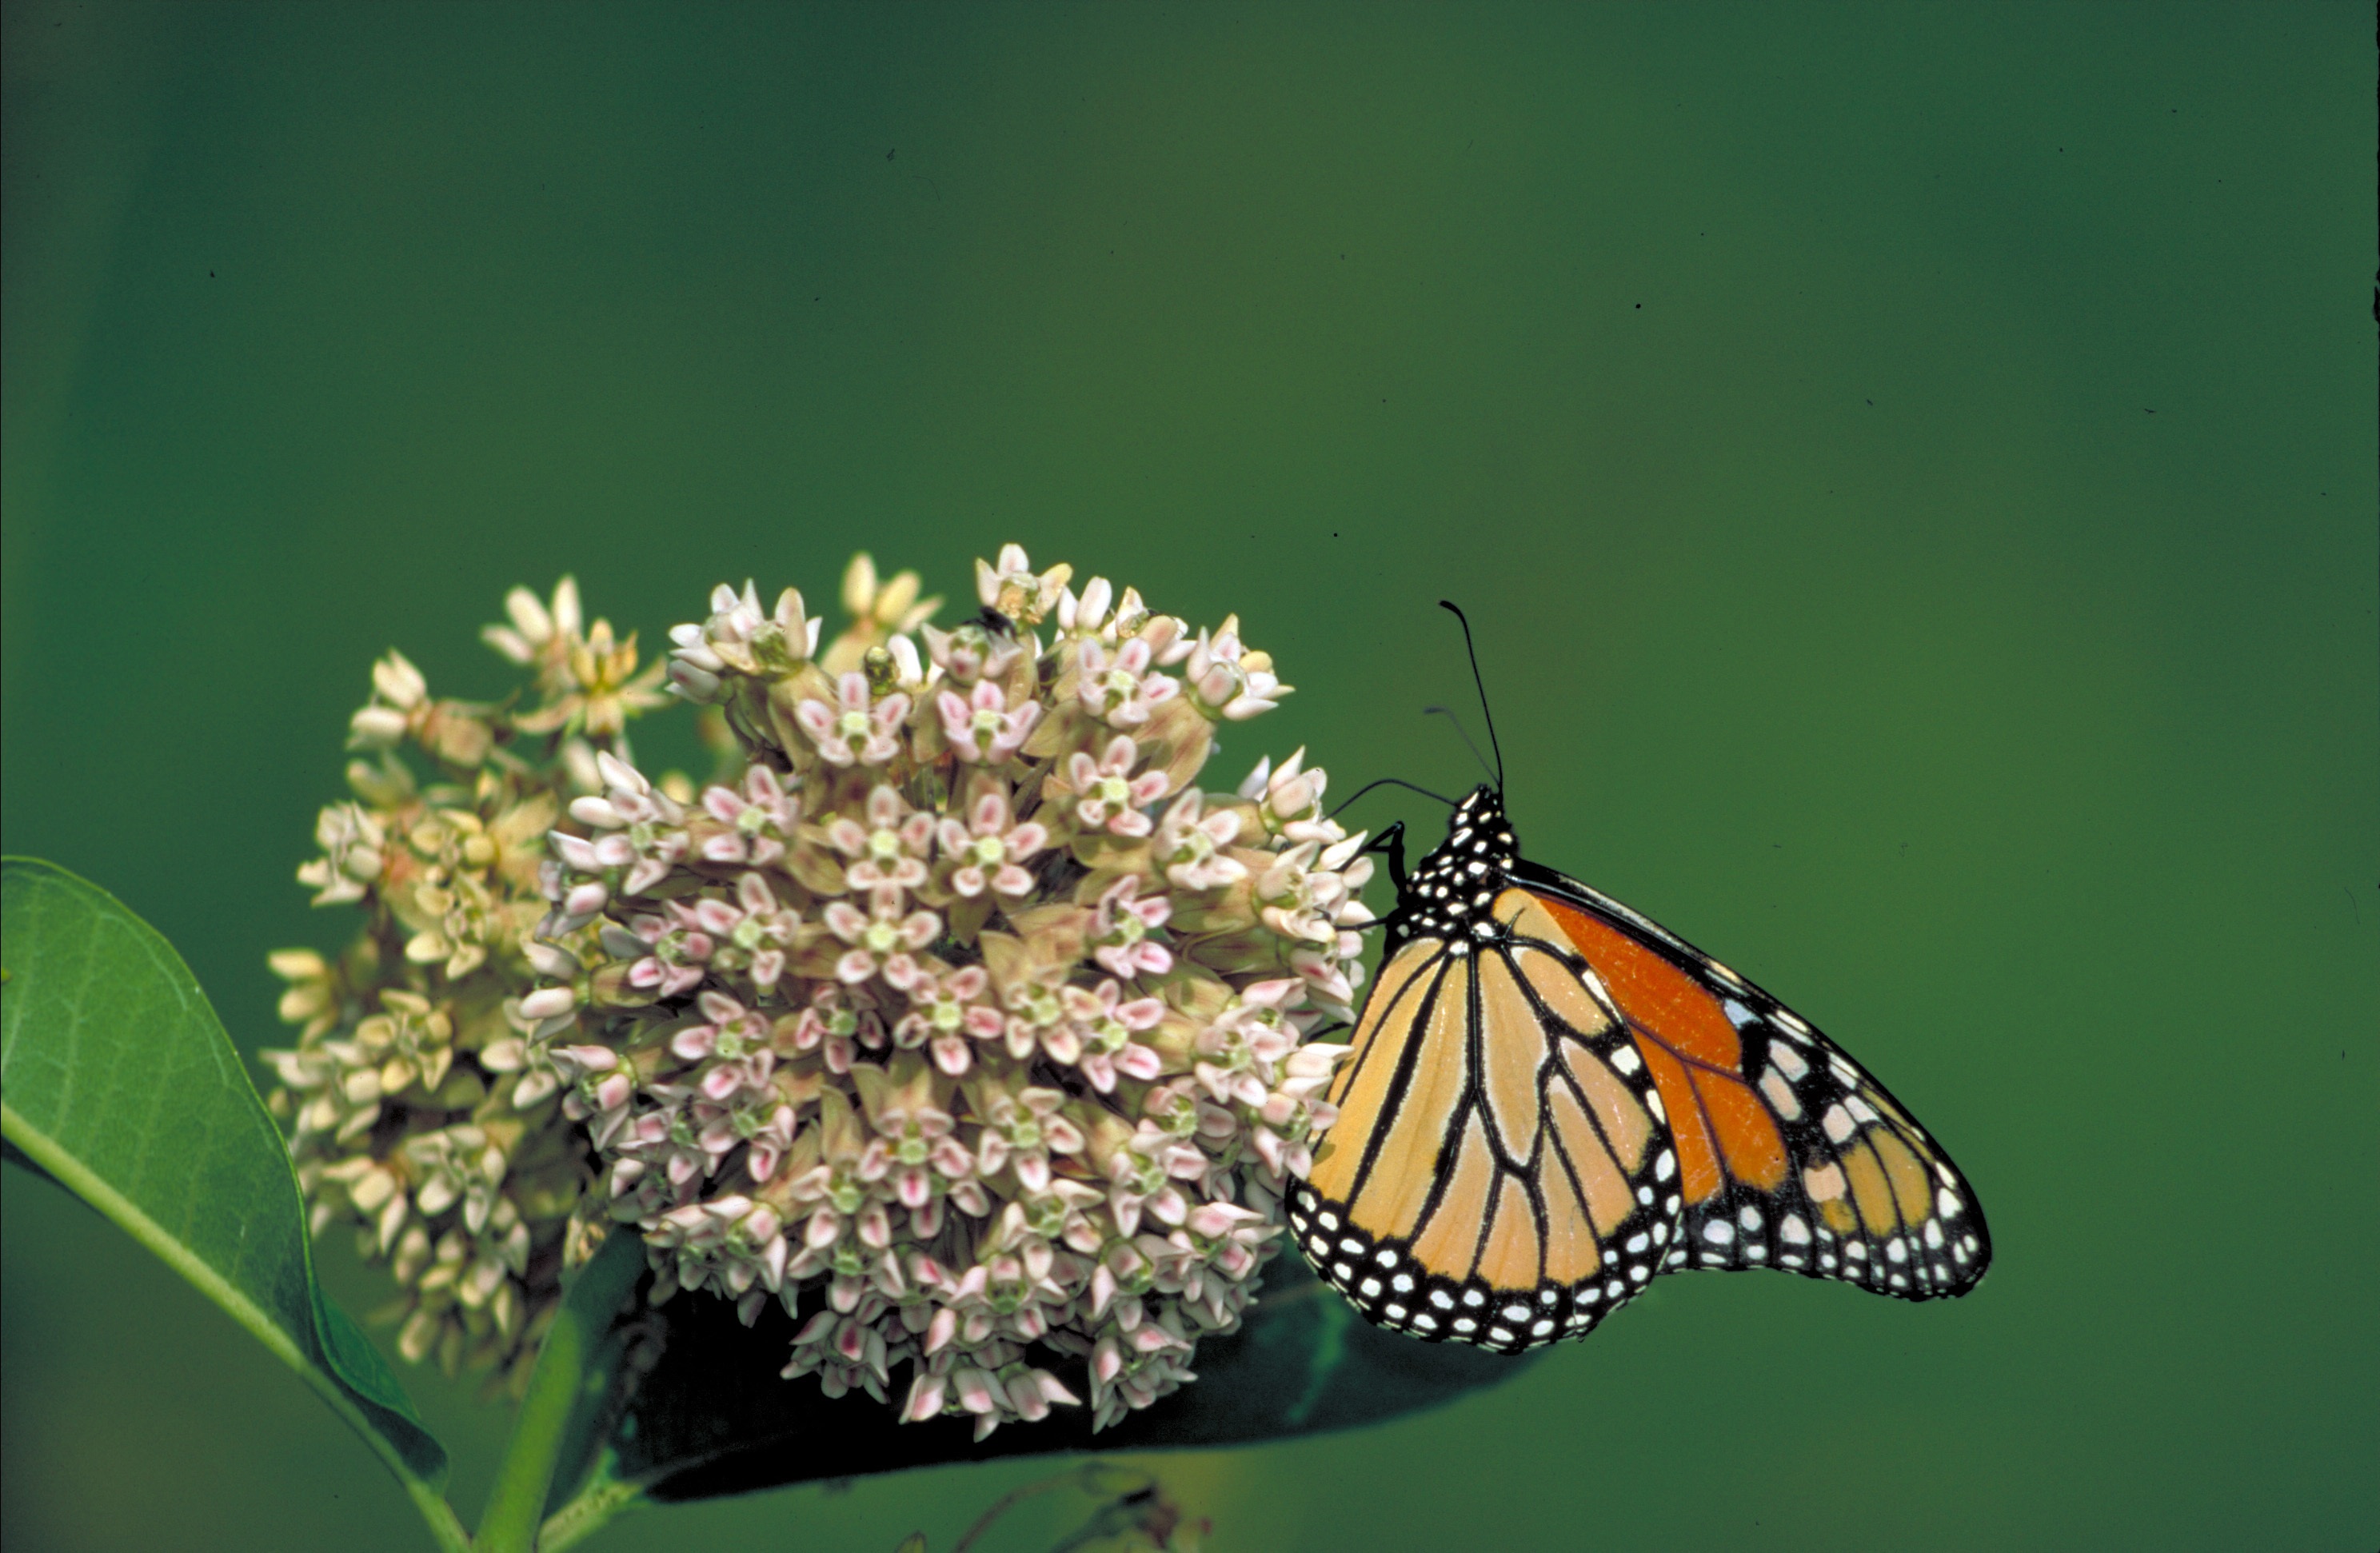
[1288, 606, 1991, 1352]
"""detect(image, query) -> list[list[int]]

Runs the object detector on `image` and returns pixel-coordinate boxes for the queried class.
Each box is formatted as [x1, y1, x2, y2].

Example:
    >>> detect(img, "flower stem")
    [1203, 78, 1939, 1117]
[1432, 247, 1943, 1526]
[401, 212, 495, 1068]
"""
[533, 1479, 645, 1553]
[475, 1233, 645, 1553]
[407, 1479, 474, 1553]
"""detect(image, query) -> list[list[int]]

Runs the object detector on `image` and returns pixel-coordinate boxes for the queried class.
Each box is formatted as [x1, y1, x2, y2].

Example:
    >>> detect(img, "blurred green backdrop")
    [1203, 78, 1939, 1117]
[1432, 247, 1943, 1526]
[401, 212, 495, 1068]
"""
[4, 3, 2373, 1550]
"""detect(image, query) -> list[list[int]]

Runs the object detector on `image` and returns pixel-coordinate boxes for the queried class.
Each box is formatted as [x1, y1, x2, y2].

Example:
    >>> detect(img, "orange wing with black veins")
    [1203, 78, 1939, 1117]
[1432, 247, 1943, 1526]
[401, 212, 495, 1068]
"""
[1525, 881, 1990, 1300]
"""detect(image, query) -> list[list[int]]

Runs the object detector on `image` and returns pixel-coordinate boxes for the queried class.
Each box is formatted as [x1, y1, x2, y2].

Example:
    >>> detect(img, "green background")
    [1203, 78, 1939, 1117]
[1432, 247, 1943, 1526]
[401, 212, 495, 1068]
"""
[4, 3, 2372, 1549]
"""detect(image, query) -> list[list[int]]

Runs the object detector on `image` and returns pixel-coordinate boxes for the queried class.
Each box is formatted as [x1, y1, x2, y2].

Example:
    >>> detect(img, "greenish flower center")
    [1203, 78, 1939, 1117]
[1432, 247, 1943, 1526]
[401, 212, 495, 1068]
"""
[750, 621, 792, 669]
[1152, 1092, 1198, 1135]
[985, 1271, 1028, 1314]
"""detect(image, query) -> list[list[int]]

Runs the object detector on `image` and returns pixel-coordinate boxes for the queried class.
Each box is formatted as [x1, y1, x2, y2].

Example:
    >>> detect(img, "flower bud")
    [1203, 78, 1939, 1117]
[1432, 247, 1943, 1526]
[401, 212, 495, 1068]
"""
[372, 651, 429, 709]
[348, 705, 410, 748]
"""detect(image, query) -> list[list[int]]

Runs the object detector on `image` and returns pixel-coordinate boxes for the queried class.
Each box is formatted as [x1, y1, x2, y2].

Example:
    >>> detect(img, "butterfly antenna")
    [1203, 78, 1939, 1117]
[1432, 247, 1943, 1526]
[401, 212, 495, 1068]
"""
[1328, 776, 1457, 820]
[1421, 705, 1496, 785]
[1437, 600, 1503, 790]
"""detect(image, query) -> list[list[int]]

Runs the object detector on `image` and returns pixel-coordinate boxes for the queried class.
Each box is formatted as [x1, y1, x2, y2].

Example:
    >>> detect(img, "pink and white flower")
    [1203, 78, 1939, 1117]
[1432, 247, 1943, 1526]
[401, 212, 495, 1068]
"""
[892, 964, 1006, 1076]
[1183, 617, 1291, 721]
[920, 621, 1024, 685]
[696, 765, 799, 866]
[1076, 637, 1178, 728]
[935, 681, 1040, 765]
[796, 671, 910, 766]
[936, 788, 1048, 898]
[1153, 788, 1245, 890]
[974, 542, 1072, 627]
[1064, 736, 1169, 837]
[1060, 980, 1166, 1093]
[829, 784, 936, 890]
[1090, 874, 1173, 980]
[973, 1084, 1087, 1195]
[822, 885, 941, 985]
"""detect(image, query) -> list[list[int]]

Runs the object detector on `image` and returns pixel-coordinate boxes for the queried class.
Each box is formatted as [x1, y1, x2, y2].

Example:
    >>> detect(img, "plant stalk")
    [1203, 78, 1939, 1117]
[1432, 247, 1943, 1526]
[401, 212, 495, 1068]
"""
[475, 1233, 645, 1553]
[409, 1479, 475, 1553]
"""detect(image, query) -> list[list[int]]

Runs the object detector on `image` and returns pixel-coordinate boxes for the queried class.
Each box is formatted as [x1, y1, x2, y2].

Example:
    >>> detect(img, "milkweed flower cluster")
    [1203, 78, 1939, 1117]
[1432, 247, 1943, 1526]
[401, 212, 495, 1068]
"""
[260, 579, 670, 1392]
[529, 545, 1372, 1435]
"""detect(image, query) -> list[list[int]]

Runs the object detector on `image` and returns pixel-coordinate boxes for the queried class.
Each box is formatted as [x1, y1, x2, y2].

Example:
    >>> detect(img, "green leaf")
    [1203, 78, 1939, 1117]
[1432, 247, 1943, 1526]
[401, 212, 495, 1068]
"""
[555, 1236, 1539, 1505]
[0, 857, 458, 1533]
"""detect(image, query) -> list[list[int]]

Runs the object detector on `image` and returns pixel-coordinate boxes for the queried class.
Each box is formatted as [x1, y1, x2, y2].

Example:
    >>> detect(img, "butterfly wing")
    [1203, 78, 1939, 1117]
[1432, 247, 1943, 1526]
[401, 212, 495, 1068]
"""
[1512, 860, 1991, 1299]
[1289, 886, 1683, 1351]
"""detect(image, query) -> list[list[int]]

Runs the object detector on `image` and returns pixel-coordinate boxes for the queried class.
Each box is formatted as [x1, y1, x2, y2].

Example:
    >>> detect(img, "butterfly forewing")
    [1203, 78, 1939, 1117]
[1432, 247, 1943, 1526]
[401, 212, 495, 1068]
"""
[1517, 868, 1991, 1299]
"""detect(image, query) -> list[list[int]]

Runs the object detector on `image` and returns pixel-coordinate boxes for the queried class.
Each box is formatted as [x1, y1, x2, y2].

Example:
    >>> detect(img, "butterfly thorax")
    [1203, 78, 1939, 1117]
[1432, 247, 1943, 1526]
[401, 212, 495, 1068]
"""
[1396, 784, 1521, 945]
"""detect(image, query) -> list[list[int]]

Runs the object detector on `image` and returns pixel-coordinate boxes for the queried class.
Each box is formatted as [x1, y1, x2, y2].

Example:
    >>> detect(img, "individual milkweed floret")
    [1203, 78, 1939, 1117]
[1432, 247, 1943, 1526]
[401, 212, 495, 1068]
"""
[798, 673, 912, 768]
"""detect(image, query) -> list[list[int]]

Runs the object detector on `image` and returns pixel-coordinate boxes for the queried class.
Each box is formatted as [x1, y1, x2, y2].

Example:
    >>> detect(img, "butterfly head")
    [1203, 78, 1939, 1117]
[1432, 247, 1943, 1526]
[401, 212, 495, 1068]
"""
[1395, 784, 1522, 941]
[1448, 783, 1508, 835]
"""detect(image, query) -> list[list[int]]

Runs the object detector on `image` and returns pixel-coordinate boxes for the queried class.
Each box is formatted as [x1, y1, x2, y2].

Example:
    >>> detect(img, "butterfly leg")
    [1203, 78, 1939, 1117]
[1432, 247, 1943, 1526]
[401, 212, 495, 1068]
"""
[1362, 821, 1409, 896]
